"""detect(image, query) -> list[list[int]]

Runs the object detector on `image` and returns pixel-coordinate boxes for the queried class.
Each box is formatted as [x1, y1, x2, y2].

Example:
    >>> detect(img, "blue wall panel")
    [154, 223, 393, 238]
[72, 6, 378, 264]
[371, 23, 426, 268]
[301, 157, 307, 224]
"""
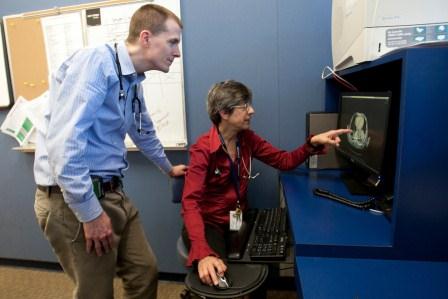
[278, 0, 332, 150]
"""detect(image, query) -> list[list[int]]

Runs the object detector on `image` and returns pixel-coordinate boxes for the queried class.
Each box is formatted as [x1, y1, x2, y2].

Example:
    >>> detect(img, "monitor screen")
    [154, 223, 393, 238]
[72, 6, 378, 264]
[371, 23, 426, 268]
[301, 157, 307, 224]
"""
[336, 92, 391, 179]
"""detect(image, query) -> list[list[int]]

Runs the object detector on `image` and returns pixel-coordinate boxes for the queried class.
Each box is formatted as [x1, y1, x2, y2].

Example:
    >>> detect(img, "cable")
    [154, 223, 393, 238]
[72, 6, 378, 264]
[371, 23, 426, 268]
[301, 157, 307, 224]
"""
[321, 66, 359, 91]
[313, 188, 374, 210]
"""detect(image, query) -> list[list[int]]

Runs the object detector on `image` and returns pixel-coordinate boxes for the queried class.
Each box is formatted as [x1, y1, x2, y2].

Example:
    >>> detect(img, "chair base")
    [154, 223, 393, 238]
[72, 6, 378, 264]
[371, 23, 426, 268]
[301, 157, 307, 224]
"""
[184, 263, 268, 299]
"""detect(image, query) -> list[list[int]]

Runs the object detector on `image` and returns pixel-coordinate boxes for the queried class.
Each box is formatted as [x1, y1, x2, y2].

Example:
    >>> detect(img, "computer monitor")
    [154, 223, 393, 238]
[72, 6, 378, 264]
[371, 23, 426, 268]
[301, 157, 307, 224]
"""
[336, 92, 392, 195]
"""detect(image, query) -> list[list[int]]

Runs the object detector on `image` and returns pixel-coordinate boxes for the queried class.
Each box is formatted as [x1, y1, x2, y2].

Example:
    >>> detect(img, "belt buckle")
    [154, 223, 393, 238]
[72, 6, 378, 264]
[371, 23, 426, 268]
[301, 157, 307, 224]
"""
[46, 186, 52, 196]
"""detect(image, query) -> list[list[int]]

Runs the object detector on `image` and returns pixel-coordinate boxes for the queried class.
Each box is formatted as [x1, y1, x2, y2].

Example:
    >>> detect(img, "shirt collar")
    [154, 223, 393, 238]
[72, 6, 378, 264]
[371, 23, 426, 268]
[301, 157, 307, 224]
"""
[209, 126, 222, 154]
[115, 41, 146, 82]
[208, 126, 247, 154]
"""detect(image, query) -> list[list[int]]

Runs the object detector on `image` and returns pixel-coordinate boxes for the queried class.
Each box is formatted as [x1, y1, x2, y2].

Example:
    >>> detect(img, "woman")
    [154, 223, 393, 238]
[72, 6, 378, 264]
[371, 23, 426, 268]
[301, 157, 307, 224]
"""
[181, 80, 350, 286]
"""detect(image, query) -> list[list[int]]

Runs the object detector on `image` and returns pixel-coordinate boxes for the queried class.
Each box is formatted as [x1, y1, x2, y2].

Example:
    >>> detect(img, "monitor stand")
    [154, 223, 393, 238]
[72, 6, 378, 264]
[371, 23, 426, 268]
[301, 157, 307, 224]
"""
[340, 172, 375, 195]
[371, 194, 394, 221]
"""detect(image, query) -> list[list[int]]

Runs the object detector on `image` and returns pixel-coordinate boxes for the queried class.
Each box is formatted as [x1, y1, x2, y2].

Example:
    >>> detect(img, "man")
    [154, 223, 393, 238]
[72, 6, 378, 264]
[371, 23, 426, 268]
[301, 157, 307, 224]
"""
[33, 4, 187, 299]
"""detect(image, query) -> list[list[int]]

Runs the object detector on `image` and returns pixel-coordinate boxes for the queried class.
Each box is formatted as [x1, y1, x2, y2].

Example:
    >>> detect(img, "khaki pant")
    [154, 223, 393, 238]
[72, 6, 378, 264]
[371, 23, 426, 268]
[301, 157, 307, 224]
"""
[34, 187, 158, 299]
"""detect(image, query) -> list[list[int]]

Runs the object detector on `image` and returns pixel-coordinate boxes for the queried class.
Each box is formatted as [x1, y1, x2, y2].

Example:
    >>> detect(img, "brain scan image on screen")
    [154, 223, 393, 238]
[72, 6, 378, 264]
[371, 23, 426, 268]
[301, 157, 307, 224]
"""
[347, 112, 370, 150]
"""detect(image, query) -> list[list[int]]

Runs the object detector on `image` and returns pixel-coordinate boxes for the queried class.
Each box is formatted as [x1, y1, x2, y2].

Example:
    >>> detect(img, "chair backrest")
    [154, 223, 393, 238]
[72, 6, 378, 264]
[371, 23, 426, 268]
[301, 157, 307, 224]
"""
[171, 175, 185, 204]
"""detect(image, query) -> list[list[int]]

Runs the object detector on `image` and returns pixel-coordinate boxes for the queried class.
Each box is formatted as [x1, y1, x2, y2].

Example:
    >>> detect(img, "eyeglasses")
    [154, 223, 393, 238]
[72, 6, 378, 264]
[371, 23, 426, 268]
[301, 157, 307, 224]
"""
[231, 103, 253, 112]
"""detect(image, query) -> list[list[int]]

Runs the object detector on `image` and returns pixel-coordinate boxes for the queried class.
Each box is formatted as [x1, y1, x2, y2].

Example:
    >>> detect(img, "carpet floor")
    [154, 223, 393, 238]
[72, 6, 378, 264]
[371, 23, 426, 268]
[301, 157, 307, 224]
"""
[0, 265, 297, 299]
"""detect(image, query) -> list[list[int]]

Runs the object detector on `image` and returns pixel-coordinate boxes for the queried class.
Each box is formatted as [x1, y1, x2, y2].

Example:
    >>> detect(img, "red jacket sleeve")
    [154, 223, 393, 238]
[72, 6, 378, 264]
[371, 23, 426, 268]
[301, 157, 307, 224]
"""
[181, 143, 219, 266]
[247, 131, 324, 170]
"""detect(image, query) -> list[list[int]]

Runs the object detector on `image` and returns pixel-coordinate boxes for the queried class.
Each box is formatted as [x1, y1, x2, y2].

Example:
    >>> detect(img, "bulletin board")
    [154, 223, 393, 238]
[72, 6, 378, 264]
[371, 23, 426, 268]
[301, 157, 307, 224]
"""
[3, 15, 48, 100]
[2, 0, 187, 149]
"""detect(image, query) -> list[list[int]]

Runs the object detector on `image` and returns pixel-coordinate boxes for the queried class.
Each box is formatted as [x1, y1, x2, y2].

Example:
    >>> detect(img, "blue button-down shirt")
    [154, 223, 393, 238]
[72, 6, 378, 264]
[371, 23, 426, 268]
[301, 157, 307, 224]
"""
[34, 42, 173, 222]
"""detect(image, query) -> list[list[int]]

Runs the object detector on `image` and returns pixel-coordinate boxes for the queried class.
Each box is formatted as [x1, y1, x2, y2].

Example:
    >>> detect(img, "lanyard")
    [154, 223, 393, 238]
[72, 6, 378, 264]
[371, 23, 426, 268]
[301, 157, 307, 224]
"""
[218, 130, 241, 209]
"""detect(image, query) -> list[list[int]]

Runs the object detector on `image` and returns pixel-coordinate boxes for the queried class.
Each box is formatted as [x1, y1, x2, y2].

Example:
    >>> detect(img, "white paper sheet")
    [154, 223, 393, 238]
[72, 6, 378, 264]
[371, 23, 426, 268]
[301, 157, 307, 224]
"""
[0, 97, 35, 145]
[25, 91, 49, 134]
[41, 12, 84, 75]
[0, 92, 49, 145]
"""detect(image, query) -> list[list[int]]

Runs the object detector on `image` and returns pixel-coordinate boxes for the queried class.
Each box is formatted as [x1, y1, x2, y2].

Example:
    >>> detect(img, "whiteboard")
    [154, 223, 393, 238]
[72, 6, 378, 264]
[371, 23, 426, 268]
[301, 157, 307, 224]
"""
[0, 24, 11, 108]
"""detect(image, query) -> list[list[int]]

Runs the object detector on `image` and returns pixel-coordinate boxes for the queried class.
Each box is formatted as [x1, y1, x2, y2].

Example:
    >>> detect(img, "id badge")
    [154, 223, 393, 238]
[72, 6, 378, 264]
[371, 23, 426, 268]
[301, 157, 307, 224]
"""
[229, 210, 243, 231]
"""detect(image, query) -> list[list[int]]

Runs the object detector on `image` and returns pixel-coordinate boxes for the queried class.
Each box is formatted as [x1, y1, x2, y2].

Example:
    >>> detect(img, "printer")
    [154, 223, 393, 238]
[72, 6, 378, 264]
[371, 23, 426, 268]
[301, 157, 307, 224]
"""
[332, 0, 448, 70]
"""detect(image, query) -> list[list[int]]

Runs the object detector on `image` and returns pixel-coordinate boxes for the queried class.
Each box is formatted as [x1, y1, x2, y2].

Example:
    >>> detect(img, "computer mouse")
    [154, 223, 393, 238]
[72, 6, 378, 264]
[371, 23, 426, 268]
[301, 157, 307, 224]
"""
[215, 272, 232, 290]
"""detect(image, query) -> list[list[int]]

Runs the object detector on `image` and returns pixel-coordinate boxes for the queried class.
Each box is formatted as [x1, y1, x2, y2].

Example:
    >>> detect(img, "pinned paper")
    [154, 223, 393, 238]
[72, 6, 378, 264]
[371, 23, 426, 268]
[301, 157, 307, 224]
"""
[0, 91, 49, 146]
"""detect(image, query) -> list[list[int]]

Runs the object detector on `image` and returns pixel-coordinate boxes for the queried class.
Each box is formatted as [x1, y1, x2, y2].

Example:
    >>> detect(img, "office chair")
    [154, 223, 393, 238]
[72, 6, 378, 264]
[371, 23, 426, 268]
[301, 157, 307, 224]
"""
[170, 176, 189, 265]
[170, 176, 268, 299]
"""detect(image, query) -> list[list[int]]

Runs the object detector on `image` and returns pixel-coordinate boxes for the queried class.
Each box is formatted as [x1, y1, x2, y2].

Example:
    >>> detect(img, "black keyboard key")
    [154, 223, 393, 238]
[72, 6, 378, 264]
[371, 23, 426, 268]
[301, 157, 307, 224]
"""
[249, 208, 288, 261]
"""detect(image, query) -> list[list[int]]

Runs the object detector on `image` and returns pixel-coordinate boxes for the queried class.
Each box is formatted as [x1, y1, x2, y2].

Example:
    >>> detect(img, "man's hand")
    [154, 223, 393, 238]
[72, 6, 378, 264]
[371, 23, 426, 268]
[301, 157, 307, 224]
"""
[310, 129, 352, 147]
[169, 164, 188, 177]
[198, 256, 227, 286]
[83, 211, 115, 256]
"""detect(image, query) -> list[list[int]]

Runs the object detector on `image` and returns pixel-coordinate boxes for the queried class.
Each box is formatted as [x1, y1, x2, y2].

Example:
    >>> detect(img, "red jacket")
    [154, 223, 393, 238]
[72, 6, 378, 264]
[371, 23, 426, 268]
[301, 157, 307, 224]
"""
[181, 126, 322, 266]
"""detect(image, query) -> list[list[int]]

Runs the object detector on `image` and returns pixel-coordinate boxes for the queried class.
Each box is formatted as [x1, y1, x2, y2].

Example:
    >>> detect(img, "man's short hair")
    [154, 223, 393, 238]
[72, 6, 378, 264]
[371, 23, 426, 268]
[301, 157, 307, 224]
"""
[207, 80, 252, 125]
[126, 4, 183, 43]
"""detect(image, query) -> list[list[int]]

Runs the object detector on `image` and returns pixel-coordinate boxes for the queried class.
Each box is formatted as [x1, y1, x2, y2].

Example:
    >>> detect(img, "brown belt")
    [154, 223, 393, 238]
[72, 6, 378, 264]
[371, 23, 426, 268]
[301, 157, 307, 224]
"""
[37, 176, 122, 196]
[37, 185, 63, 194]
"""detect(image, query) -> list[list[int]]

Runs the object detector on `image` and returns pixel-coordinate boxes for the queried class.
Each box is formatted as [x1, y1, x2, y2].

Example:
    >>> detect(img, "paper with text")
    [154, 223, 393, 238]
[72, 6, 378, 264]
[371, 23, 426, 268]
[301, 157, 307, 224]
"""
[41, 12, 84, 76]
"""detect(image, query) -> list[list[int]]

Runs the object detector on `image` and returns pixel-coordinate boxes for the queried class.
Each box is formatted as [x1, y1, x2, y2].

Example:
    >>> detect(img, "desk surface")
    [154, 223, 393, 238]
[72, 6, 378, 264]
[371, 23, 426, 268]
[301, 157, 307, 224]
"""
[296, 256, 448, 299]
[281, 168, 392, 258]
[282, 168, 448, 299]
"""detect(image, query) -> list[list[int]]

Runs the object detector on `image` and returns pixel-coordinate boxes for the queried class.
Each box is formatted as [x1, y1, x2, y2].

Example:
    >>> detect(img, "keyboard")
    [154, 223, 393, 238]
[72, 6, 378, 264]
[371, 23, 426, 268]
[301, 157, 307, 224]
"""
[248, 208, 288, 260]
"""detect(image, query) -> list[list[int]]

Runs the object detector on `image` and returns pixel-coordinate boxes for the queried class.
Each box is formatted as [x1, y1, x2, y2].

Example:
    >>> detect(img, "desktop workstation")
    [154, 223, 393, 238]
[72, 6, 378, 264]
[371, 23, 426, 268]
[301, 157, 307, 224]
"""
[278, 2, 448, 297]
[282, 46, 448, 298]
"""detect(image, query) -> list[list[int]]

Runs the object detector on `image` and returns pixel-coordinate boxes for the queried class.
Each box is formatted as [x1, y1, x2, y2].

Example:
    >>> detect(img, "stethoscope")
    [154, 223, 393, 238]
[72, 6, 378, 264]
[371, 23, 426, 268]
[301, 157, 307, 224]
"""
[216, 129, 260, 214]
[114, 43, 149, 135]
[217, 130, 260, 180]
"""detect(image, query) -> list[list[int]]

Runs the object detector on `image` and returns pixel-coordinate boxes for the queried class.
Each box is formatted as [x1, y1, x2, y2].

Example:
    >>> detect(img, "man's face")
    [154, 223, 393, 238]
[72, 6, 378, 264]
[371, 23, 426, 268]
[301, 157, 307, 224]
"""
[145, 18, 181, 73]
